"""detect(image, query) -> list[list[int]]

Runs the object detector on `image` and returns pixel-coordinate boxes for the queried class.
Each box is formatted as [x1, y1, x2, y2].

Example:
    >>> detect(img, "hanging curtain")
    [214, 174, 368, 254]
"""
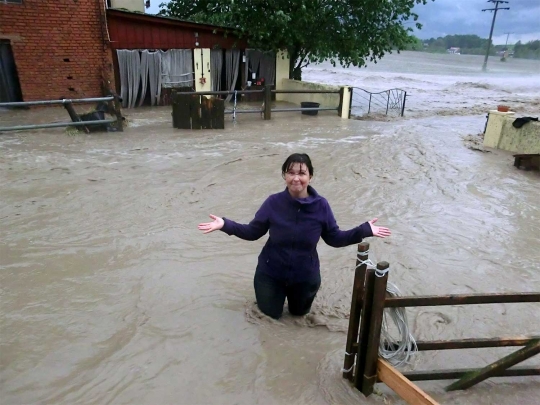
[160, 49, 194, 88]
[246, 49, 262, 81]
[116, 50, 129, 108]
[116, 50, 141, 109]
[210, 49, 223, 92]
[127, 50, 141, 108]
[224, 49, 240, 102]
[138, 51, 149, 107]
[147, 51, 162, 106]
[259, 51, 276, 85]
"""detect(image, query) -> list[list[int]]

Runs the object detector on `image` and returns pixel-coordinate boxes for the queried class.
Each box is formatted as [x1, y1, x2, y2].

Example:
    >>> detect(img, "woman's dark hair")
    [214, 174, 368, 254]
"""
[281, 153, 314, 177]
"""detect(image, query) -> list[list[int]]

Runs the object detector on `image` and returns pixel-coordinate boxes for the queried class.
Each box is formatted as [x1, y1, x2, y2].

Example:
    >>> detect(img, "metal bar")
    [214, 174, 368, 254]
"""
[368, 94, 372, 114]
[401, 92, 407, 117]
[361, 261, 389, 396]
[179, 90, 264, 96]
[343, 242, 370, 381]
[270, 108, 338, 112]
[271, 90, 340, 94]
[264, 85, 272, 120]
[403, 366, 540, 382]
[224, 109, 262, 115]
[0, 96, 114, 107]
[385, 91, 390, 115]
[0, 119, 117, 132]
[446, 339, 540, 391]
[384, 292, 540, 308]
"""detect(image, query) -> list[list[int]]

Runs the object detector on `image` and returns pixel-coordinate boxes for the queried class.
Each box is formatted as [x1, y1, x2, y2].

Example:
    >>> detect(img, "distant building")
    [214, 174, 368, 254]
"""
[447, 47, 461, 54]
[107, 0, 147, 13]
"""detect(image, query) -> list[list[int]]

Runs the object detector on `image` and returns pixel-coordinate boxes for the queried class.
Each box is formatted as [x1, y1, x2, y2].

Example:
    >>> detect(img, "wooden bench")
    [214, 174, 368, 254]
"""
[513, 154, 540, 170]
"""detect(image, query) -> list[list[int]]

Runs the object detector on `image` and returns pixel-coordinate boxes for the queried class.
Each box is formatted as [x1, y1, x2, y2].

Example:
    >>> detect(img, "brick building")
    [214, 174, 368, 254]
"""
[0, 0, 114, 102]
[1, 1, 276, 107]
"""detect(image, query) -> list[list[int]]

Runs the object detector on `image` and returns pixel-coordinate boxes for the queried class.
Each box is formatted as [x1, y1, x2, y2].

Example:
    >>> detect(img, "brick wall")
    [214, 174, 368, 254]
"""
[0, 0, 115, 101]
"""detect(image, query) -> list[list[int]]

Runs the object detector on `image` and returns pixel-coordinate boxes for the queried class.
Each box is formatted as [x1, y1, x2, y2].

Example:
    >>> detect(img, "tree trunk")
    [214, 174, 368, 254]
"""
[288, 49, 302, 81]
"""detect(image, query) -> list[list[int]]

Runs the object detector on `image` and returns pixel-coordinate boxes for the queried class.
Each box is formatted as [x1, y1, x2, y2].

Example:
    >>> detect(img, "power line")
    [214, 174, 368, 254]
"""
[481, 0, 510, 72]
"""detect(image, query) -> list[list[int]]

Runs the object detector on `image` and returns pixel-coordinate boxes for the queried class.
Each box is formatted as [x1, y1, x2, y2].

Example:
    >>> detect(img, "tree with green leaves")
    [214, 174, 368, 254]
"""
[159, 0, 431, 80]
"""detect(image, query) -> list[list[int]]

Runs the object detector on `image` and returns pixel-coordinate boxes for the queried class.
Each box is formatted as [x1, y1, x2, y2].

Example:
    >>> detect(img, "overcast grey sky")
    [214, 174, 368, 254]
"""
[147, 0, 540, 45]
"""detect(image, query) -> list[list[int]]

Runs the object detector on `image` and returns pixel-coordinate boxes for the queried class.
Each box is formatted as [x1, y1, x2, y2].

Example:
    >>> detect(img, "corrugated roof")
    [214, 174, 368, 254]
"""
[107, 8, 238, 32]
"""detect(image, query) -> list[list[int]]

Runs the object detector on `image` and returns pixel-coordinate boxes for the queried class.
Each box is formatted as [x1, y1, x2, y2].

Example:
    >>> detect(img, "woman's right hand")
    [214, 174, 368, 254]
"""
[198, 214, 224, 234]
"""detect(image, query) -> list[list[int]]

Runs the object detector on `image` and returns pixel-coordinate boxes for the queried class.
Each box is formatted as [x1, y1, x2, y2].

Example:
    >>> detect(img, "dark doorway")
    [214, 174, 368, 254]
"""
[0, 40, 23, 104]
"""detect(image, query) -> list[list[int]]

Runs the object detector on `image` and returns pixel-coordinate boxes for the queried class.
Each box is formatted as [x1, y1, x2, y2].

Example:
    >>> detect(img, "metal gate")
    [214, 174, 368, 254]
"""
[351, 87, 407, 118]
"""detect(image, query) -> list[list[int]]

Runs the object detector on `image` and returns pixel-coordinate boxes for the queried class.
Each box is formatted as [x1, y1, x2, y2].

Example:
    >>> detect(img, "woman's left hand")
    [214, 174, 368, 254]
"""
[368, 218, 391, 238]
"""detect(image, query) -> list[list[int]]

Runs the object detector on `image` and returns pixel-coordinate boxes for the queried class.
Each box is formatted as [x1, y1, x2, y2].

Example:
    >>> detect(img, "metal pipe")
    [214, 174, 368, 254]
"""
[270, 108, 337, 112]
[224, 109, 262, 114]
[401, 92, 407, 117]
[271, 90, 340, 94]
[0, 119, 117, 132]
[179, 90, 263, 96]
[0, 96, 114, 108]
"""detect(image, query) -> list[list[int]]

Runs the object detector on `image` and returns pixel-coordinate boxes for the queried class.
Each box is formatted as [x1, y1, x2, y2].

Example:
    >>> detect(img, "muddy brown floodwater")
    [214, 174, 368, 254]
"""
[1, 53, 540, 405]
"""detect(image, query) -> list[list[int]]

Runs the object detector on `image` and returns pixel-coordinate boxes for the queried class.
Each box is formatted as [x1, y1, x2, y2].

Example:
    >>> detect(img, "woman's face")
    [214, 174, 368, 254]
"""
[284, 163, 311, 198]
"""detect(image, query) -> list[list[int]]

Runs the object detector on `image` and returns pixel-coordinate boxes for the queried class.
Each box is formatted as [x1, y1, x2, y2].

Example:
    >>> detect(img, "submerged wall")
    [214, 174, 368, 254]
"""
[277, 79, 341, 108]
[484, 110, 540, 154]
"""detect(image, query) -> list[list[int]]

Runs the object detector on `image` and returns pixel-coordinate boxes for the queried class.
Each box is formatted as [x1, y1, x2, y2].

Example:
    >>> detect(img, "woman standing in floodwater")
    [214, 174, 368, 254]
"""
[198, 153, 391, 319]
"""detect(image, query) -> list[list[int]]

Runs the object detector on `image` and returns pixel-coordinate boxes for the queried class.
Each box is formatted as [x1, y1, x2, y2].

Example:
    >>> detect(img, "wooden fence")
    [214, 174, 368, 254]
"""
[344, 242, 540, 405]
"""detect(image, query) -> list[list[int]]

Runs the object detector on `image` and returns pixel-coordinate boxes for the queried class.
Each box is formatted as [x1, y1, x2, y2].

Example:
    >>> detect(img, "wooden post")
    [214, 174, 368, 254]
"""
[263, 85, 272, 120]
[338, 87, 344, 117]
[361, 261, 389, 396]
[354, 267, 375, 389]
[446, 338, 540, 391]
[377, 359, 440, 405]
[109, 91, 124, 132]
[343, 242, 370, 380]
[62, 101, 89, 133]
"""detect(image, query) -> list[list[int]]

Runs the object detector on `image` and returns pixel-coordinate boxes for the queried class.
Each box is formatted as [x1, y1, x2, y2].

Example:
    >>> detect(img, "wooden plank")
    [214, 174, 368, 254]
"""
[200, 96, 212, 129]
[416, 336, 540, 351]
[190, 95, 202, 130]
[173, 93, 192, 129]
[385, 292, 540, 307]
[343, 242, 369, 380]
[404, 366, 540, 381]
[361, 262, 389, 396]
[354, 268, 375, 389]
[446, 338, 540, 391]
[354, 336, 540, 353]
[211, 98, 225, 129]
[377, 359, 440, 405]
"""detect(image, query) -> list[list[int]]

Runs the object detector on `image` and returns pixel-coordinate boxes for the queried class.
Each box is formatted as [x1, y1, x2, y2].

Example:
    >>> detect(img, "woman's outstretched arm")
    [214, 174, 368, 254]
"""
[197, 199, 270, 241]
[321, 201, 391, 247]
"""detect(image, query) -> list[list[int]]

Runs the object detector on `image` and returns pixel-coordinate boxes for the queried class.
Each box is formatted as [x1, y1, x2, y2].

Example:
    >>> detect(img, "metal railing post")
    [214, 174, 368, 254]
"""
[263, 85, 272, 120]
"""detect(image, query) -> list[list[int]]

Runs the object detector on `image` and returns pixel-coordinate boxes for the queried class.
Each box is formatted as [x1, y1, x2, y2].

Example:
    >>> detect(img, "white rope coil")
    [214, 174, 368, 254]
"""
[353, 251, 418, 367]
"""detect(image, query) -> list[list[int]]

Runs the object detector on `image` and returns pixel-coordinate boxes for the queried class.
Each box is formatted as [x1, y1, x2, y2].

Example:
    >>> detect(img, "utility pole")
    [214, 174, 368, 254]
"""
[482, 0, 510, 72]
[504, 32, 513, 48]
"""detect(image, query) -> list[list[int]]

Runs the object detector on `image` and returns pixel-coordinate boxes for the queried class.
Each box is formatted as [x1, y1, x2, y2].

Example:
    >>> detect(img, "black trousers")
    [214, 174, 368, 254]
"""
[254, 270, 321, 319]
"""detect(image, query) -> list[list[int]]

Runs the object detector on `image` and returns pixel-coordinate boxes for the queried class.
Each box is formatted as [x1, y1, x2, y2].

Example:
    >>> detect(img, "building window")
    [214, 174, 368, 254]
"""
[2, 0, 23, 4]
